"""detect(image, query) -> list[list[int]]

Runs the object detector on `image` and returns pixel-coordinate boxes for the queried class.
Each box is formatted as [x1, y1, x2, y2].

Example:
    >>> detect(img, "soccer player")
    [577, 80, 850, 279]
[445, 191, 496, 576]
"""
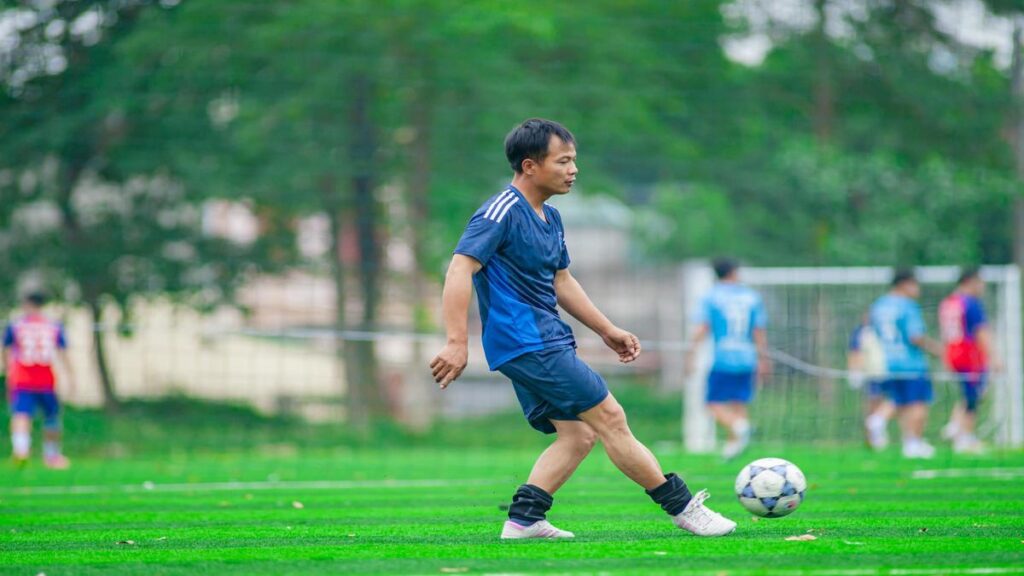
[430, 118, 736, 539]
[847, 313, 895, 450]
[868, 269, 943, 459]
[4, 291, 75, 468]
[938, 267, 997, 454]
[685, 258, 769, 460]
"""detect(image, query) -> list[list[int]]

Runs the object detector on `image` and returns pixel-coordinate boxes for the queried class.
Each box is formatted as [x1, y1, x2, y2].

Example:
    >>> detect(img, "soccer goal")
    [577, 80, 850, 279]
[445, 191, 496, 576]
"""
[681, 264, 1023, 453]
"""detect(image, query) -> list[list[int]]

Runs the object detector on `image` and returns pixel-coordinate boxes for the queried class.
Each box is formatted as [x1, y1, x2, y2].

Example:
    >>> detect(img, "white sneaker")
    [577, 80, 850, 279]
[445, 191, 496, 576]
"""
[941, 421, 961, 441]
[500, 519, 574, 539]
[865, 416, 889, 451]
[673, 489, 736, 537]
[953, 435, 985, 454]
[722, 440, 745, 460]
[902, 439, 936, 459]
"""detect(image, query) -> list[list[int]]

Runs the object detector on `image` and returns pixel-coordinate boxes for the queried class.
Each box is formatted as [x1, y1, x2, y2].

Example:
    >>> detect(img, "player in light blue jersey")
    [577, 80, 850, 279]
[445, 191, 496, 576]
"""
[430, 119, 736, 540]
[686, 258, 770, 460]
[868, 268, 943, 459]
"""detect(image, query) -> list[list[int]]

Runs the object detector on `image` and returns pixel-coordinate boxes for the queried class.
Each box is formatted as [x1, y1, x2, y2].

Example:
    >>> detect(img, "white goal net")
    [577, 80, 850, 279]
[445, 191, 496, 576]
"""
[681, 264, 1023, 453]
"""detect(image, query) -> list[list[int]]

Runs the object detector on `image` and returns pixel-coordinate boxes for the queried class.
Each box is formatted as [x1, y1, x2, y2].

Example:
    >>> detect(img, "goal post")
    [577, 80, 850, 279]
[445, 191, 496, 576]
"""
[680, 264, 1024, 453]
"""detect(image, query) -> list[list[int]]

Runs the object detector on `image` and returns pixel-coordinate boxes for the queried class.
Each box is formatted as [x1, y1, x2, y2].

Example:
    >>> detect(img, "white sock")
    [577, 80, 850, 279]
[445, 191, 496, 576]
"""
[12, 432, 30, 458]
[44, 441, 61, 459]
[866, 414, 886, 431]
[732, 419, 751, 441]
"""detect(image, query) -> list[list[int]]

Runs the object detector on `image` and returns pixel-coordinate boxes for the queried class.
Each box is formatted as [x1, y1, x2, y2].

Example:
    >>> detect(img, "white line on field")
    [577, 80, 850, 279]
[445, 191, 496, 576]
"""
[911, 467, 1024, 480]
[798, 565, 1024, 569]
[1, 478, 502, 496]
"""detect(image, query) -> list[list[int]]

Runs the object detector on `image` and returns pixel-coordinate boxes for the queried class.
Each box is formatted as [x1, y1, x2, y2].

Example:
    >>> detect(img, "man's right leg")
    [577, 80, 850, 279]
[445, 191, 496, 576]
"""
[10, 413, 31, 464]
[525, 420, 598, 495]
[579, 394, 735, 536]
[502, 420, 597, 539]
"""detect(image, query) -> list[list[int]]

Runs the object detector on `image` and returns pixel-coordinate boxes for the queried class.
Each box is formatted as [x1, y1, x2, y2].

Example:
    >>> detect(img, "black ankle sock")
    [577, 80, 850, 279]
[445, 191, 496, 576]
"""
[507, 483, 553, 527]
[646, 473, 692, 516]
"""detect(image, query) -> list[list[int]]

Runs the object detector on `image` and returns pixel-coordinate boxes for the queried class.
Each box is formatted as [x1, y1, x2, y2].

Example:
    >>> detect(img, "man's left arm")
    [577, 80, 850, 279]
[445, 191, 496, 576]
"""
[554, 268, 639, 363]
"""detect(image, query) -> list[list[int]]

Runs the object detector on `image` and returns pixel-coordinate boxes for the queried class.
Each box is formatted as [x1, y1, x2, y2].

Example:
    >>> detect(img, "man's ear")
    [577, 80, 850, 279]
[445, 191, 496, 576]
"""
[521, 158, 537, 175]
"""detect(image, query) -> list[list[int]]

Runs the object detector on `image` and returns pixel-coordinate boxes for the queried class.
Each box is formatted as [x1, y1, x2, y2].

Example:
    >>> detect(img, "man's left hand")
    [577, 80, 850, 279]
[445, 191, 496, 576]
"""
[602, 328, 641, 364]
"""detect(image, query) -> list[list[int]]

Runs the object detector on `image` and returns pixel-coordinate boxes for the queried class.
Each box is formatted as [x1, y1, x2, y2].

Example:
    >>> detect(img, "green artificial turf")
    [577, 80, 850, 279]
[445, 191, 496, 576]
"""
[2, 445, 1023, 575]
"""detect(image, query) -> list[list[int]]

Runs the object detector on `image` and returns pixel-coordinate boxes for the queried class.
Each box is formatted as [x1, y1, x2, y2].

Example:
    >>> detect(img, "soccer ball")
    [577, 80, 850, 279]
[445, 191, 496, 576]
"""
[734, 457, 807, 518]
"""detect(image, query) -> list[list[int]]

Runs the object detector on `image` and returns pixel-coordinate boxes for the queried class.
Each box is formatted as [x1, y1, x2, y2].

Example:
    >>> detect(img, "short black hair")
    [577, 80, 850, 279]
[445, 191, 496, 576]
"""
[891, 267, 916, 288]
[957, 266, 981, 286]
[24, 291, 48, 307]
[504, 118, 575, 174]
[712, 257, 739, 280]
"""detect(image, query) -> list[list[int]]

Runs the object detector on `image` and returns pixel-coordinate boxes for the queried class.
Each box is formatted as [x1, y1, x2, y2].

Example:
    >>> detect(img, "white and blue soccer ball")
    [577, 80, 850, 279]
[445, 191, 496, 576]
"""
[734, 457, 807, 518]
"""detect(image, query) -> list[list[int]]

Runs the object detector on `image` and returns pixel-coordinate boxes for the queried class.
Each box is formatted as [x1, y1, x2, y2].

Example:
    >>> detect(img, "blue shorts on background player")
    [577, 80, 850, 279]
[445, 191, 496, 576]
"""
[430, 119, 736, 539]
[686, 257, 769, 461]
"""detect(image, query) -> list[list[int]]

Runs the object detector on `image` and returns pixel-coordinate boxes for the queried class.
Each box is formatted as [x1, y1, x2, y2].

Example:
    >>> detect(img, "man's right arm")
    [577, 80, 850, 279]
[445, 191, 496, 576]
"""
[429, 254, 482, 389]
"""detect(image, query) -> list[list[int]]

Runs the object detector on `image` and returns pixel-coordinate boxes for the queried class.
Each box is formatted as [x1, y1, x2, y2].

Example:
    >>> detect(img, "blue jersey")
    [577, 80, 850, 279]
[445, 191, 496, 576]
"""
[454, 185, 575, 369]
[870, 294, 928, 374]
[697, 283, 767, 373]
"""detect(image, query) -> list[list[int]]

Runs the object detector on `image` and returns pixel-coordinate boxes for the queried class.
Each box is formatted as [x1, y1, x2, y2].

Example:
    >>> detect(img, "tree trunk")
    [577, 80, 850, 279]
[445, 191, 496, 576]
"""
[812, 0, 834, 143]
[86, 297, 119, 412]
[319, 175, 373, 430]
[346, 72, 387, 421]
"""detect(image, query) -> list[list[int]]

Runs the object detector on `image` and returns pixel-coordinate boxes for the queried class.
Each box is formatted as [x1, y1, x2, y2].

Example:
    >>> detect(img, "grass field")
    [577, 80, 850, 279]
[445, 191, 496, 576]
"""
[2, 443, 1023, 575]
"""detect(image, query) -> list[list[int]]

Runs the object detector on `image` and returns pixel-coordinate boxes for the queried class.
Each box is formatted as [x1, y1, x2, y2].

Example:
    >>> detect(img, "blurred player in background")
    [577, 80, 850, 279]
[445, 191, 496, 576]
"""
[846, 312, 894, 450]
[3, 291, 75, 469]
[938, 267, 998, 454]
[868, 269, 943, 459]
[431, 118, 736, 540]
[686, 258, 770, 460]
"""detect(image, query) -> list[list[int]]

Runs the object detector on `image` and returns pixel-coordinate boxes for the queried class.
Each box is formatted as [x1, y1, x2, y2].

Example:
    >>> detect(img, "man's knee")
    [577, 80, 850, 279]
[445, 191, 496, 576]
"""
[583, 397, 629, 435]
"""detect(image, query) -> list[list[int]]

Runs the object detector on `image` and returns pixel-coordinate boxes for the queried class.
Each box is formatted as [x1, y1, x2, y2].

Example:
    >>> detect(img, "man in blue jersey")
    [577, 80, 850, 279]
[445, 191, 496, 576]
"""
[430, 118, 736, 539]
[685, 258, 769, 460]
[868, 268, 944, 459]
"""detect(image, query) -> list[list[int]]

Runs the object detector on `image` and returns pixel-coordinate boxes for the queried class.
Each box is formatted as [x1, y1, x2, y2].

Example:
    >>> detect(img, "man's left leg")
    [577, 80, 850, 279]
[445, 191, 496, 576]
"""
[953, 374, 986, 453]
[722, 402, 751, 460]
[900, 400, 934, 459]
[580, 395, 736, 537]
[41, 393, 69, 469]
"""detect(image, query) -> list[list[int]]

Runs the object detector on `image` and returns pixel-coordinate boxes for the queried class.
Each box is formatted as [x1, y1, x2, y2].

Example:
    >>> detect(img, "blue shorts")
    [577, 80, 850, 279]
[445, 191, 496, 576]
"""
[867, 379, 885, 398]
[707, 371, 755, 404]
[497, 345, 609, 435]
[958, 372, 987, 412]
[9, 390, 61, 428]
[881, 376, 932, 406]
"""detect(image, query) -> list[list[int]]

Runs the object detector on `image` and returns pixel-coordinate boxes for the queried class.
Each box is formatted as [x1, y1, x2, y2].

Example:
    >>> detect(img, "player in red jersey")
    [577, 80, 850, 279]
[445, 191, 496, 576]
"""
[3, 292, 76, 468]
[938, 268, 997, 454]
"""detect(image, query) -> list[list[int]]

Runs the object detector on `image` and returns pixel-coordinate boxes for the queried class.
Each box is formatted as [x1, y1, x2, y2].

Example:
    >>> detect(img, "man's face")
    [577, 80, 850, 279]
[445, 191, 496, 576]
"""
[905, 280, 921, 299]
[525, 135, 577, 195]
[966, 277, 985, 297]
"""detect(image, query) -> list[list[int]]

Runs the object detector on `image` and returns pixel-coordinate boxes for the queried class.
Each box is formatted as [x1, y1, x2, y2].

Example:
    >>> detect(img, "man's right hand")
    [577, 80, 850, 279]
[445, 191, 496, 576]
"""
[429, 341, 469, 390]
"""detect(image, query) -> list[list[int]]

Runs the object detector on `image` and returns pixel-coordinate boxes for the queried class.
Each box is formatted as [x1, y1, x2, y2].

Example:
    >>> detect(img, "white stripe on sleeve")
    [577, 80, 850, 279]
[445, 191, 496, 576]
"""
[483, 190, 512, 220]
[495, 197, 519, 222]
[486, 192, 516, 221]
